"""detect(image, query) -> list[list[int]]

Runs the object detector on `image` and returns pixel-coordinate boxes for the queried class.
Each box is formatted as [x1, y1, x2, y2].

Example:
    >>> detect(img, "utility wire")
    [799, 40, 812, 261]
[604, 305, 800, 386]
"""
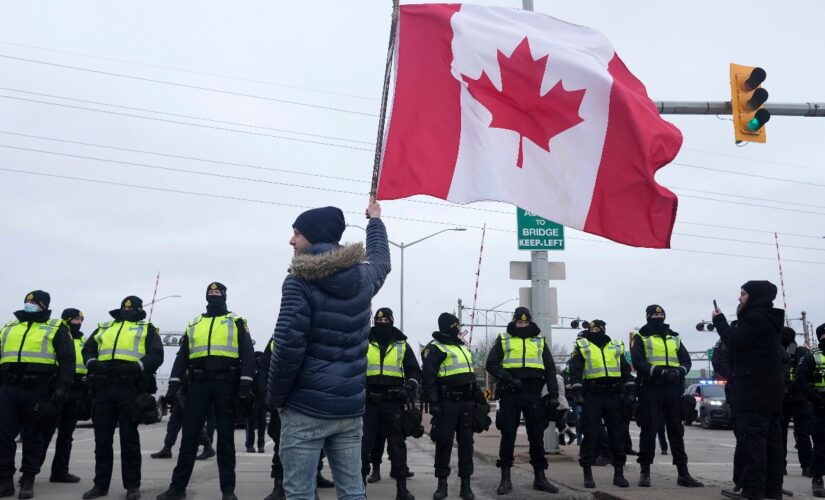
[0, 53, 378, 117]
[673, 162, 825, 189]
[684, 147, 825, 172]
[0, 94, 373, 152]
[0, 40, 379, 101]
[0, 130, 366, 183]
[0, 87, 373, 145]
[671, 185, 825, 211]
[2, 144, 825, 253]
[2, 166, 824, 265]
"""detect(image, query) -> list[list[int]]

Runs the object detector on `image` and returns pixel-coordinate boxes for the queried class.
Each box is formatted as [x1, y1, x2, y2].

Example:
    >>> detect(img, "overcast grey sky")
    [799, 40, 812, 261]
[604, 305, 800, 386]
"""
[1, 1, 823, 374]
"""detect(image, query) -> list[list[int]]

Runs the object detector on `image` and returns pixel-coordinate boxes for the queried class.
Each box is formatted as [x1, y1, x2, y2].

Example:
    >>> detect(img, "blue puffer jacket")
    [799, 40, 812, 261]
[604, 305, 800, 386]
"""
[267, 218, 391, 419]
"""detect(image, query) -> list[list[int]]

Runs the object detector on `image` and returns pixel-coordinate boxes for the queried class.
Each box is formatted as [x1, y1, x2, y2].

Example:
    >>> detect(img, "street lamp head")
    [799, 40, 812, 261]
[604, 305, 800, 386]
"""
[453, 227, 468, 232]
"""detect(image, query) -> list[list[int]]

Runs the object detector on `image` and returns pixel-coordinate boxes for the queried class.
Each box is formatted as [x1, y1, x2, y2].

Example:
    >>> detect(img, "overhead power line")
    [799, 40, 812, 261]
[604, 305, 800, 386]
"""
[2, 166, 824, 265]
[0, 94, 373, 152]
[0, 87, 372, 145]
[0, 40, 379, 101]
[0, 53, 378, 117]
[683, 147, 825, 172]
[674, 162, 825, 189]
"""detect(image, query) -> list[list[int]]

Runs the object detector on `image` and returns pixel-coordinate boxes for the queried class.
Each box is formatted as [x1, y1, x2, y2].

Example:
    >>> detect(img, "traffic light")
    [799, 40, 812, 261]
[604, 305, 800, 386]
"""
[729, 63, 770, 143]
[696, 321, 715, 332]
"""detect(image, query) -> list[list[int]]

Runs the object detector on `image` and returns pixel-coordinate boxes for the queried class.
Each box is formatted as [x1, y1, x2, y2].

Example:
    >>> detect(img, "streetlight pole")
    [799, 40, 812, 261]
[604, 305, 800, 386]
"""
[146, 294, 182, 323]
[346, 225, 466, 331]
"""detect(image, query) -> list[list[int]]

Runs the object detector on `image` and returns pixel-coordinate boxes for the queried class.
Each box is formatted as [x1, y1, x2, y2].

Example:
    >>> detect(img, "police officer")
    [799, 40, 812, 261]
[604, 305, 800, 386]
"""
[422, 313, 479, 500]
[486, 307, 559, 495]
[0, 291, 74, 499]
[38, 308, 89, 484]
[630, 305, 702, 488]
[245, 351, 267, 454]
[795, 323, 825, 498]
[82, 296, 164, 500]
[568, 320, 634, 489]
[361, 308, 421, 500]
[156, 282, 254, 500]
[780, 327, 813, 476]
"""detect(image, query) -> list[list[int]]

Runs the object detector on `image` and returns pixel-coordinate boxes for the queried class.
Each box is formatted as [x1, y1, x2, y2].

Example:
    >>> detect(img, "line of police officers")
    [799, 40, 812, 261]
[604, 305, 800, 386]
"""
[5, 287, 825, 500]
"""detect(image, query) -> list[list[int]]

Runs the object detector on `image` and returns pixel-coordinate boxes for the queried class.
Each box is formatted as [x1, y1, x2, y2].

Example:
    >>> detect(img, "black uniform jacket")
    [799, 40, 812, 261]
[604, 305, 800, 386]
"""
[169, 309, 255, 383]
[568, 331, 633, 390]
[366, 326, 422, 387]
[485, 323, 558, 398]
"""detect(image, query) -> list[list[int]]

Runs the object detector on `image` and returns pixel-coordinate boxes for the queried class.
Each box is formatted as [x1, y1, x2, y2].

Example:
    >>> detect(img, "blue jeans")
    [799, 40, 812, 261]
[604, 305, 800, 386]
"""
[279, 408, 365, 500]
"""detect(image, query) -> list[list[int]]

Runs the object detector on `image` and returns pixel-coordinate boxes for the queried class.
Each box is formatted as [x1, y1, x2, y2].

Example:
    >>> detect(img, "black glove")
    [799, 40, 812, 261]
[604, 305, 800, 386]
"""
[403, 379, 419, 393]
[572, 387, 585, 405]
[50, 385, 70, 404]
[506, 378, 522, 393]
[86, 359, 98, 373]
[651, 365, 665, 379]
[622, 391, 636, 407]
[165, 381, 181, 406]
[665, 368, 681, 385]
[429, 403, 442, 419]
[116, 362, 142, 375]
[238, 380, 253, 400]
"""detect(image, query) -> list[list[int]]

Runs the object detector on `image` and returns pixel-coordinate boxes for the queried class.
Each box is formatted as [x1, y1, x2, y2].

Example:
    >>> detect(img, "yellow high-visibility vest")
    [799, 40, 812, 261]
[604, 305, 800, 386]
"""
[0, 319, 61, 365]
[95, 320, 148, 362]
[576, 338, 624, 380]
[74, 338, 88, 374]
[634, 333, 681, 368]
[367, 341, 406, 378]
[185, 313, 241, 359]
[431, 341, 473, 378]
[499, 333, 544, 370]
[813, 349, 825, 390]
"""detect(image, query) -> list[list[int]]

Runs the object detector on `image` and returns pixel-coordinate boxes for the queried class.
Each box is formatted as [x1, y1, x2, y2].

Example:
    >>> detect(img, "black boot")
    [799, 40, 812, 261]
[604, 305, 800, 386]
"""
[582, 466, 595, 488]
[263, 478, 285, 500]
[432, 478, 448, 500]
[151, 446, 173, 459]
[638, 464, 651, 487]
[155, 489, 186, 500]
[532, 467, 558, 494]
[17, 474, 33, 500]
[496, 467, 512, 495]
[316, 472, 334, 488]
[195, 445, 215, 460]
[126, 489, 140, 500]
[0, 479, 12, 499]
[676, 464, 704, 488]
[49, 472, 80, 483]
[367, 468, 381, 484]
[82, 486, 108, 499]
[221, 494, 237, 500]
[613, 466, 629, 488]
[813, 477, 825, 498]
[459, 478, 474, 500]
[396, 478, 415, 500]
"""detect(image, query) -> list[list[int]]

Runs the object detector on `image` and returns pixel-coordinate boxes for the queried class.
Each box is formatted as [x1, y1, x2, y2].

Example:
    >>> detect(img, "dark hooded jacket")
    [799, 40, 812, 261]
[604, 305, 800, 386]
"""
[267, 218, 391, 419]
[712, 281, 784, 413]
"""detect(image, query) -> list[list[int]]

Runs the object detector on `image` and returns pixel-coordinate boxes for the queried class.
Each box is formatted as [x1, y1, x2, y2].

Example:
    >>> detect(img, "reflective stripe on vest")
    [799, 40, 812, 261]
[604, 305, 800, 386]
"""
[74, 338, 88, 374]
[431, 341, 473, 378]
[186, 313, 240, 359]
[635, 333, 681, 367]
[576, 338, 623, 379]
[0, 319, 60, 365]
[813, 349, 825, 390]
[268, 337, 274, 353]
[498, 333, 544, 370]
[96, 320, 147, 362]
[366, 341, 406, 378]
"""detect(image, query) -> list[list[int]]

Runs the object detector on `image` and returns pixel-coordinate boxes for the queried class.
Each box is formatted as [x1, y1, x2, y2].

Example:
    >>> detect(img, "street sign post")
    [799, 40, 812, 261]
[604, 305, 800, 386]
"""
[517, 208, 565, 250]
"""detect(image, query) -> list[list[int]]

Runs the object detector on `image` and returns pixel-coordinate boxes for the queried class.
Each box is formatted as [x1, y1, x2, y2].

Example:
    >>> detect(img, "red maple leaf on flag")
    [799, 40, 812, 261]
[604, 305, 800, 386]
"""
[462, 37, 586, 168]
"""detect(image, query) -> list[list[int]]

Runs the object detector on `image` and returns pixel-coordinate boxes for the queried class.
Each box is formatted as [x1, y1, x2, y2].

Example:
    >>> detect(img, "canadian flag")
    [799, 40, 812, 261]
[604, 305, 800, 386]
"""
[376, 4, 682, 248]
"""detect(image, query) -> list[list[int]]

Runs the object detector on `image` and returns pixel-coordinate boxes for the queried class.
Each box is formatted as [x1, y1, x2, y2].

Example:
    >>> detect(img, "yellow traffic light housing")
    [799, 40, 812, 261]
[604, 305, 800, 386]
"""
[729, 63, 770, 143]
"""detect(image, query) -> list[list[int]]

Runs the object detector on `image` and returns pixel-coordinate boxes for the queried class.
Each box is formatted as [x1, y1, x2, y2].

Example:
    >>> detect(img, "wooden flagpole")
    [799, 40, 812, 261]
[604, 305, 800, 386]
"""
[369, 0, 400, 202]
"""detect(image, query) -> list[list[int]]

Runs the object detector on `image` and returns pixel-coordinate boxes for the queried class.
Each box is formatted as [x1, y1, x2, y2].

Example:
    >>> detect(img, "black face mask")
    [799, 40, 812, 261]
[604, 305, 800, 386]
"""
[121, 309, 143, 322]
[648, 318, 666, 331]
[206, 296, 226, 307]
[819, 339, 825, 352]
[375, 323, 394, 340]
[69, 323, 82, 335]
[782, 332, 796, 347]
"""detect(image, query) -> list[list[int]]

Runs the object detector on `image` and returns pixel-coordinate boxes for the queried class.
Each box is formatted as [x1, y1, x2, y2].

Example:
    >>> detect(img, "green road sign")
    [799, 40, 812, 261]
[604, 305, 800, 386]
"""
[707, 348, 714, 359]
[624, 350, 632, 364]
[517, 208, 565, 251]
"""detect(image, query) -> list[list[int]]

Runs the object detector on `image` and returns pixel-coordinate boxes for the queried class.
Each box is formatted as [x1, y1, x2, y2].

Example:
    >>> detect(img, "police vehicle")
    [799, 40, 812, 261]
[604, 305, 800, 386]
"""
[683, 380, 730, 429]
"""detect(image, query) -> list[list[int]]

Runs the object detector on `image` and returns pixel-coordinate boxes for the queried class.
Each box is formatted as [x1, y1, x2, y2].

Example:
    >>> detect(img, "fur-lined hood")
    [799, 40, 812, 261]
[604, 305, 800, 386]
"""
[289, 242, 366, 298]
